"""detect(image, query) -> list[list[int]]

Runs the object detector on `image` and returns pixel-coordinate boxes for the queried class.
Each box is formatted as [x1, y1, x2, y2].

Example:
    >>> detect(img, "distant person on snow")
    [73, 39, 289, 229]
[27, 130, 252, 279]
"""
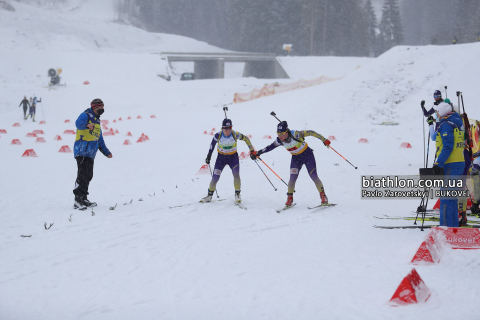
[250, 120, 331, 207]
[26, 96, 41, 121]
[428, 100, 465, 227]
[19, 96, 30, 119]
[73, 98, 112, 210]
[201, 118, 255, 204]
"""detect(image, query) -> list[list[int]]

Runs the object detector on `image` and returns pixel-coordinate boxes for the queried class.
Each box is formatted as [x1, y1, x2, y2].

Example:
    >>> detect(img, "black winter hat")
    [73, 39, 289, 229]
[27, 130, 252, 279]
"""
[222, 118, 232, 128]
[277, 121, 288, 133]
[91, 98, 104, 108]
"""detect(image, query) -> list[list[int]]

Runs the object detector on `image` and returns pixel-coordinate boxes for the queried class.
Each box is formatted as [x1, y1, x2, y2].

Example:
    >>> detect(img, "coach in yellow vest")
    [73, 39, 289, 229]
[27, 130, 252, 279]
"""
[431, 101, 465, 227]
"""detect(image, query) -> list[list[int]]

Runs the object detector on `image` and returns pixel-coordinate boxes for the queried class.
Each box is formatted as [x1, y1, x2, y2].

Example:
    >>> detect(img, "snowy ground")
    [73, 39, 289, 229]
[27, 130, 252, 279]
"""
[1, 1, 480, 320]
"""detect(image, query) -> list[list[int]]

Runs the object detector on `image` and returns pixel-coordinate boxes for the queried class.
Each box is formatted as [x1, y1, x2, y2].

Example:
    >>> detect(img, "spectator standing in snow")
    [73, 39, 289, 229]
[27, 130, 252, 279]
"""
[73, 98, 112, 210]
[19, 96, 30, 119]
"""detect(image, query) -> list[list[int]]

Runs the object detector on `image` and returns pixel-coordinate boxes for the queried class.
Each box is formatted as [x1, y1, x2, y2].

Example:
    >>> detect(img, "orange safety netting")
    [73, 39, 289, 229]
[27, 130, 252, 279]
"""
[233, 75, 338, 104]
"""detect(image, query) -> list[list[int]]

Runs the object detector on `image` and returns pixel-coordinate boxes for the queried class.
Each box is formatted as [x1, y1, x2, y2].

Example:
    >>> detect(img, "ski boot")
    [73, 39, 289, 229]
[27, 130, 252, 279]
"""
[235, 190, 241, 203]
[74, 195, 87, 210]
[459, 211, 467, 227]
[471, 201, 479, 216]
[200, 190, 214, 203]
[83, 197, 97, 208]
[285, 194, 294, 207]
[320, 191, 328, 205]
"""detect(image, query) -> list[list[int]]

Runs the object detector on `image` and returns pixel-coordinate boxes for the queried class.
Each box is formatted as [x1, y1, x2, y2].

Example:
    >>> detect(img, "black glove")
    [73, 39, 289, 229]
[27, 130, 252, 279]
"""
[421, 100, 425, 107]
[250, 150, 263, 160]
[432, 164, 442, 175]
[427, 116, 434, 125]
[205, 153, 212, 164]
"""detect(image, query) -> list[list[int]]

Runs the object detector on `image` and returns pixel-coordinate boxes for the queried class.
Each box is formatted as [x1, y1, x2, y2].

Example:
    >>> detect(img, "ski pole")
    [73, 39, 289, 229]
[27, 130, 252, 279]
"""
[328, 146, 358, 169]
[40, 100, 45, 122]
[254, 159, 277, 191]
[423, 106, 426, 168]
[207, 164, 220, 198]
[444, 85, 448, 99]
[258, 157, 288, 186]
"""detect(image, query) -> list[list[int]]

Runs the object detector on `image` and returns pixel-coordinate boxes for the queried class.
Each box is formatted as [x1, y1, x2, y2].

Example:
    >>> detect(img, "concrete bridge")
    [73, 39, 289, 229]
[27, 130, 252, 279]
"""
[159, 52, 290, 80]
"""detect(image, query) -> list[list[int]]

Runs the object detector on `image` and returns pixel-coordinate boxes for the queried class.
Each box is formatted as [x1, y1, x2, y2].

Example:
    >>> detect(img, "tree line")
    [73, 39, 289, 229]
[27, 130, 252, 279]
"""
[402, 0, 480, 45]
[116, 0, 404, 57]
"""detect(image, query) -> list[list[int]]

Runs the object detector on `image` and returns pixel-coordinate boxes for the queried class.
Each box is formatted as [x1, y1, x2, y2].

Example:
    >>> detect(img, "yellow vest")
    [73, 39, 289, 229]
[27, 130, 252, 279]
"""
[435, 127, 464, 164]
[75, 122, 101, 142]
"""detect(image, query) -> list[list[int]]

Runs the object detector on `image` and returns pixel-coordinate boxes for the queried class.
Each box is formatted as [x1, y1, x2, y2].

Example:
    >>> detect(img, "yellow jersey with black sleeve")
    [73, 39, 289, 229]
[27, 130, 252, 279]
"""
[277, 130, 326, 155]
[216, 130, 254, 155]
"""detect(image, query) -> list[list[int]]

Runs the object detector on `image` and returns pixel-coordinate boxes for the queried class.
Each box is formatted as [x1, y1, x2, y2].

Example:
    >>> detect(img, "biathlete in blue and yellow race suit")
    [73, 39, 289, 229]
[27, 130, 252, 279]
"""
[250, 120, 331, 207]
[72, 98, 112, 210]
[428, 101, 465, 227]
[200, 118, 255, 203]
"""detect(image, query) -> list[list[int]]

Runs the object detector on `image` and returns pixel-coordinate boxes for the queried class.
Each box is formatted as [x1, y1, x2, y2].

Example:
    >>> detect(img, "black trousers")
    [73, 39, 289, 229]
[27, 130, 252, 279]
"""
[73, 156, 94, 198]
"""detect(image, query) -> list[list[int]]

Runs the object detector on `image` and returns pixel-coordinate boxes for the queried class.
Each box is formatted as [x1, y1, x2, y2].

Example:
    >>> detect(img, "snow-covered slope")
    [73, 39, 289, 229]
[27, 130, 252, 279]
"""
[1, 1, 480, 320]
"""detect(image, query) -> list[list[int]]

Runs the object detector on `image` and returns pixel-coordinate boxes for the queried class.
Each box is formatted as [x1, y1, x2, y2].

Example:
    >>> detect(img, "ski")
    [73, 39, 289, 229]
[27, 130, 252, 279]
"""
[375, 224, 480, 229]
[276, 203, 297, 213]
[374, 225, 434, 229]
[169, 199, 226, 209]
[307, 203, 337, 210]
[378, 214, 480, 224]
[234, 202, 247, 210]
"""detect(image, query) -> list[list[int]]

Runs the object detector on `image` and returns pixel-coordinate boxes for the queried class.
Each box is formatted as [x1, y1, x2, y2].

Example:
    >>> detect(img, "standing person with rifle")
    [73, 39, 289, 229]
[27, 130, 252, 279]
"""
[19, 96, 30, 119]
[200, 117, 255, 204]
[73, 98, 112, 210]
[429, 99, 465, 227]
[250, 116, 331, 208]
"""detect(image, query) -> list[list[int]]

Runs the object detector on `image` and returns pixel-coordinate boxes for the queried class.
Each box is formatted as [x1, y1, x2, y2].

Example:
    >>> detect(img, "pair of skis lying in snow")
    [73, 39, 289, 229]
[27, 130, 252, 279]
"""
[374, 210, 480, 229]
[168, 199, 337, 212]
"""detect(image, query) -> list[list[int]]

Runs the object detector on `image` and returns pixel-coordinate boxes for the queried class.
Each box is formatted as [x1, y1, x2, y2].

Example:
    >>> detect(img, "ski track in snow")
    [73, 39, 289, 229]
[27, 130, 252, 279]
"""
[1, 1, 480, 320]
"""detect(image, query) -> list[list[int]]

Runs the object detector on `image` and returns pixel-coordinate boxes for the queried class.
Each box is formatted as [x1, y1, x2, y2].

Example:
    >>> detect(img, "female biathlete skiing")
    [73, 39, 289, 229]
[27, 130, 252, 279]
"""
[201, 118, 255, 204]
[250, 120, 331, 207]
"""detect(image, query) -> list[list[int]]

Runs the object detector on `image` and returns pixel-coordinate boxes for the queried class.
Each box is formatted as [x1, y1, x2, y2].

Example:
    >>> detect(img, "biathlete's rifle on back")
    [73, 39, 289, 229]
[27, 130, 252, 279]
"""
[458, 91, 473, 161]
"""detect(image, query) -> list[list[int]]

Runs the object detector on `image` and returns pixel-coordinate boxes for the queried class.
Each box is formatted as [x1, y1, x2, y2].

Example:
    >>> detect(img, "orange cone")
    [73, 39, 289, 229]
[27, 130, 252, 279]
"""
[58, 145, 72, 153]
[196, 164, 210, 175]
[389, 268, 431, 306]
[22, 149, 38, 157]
